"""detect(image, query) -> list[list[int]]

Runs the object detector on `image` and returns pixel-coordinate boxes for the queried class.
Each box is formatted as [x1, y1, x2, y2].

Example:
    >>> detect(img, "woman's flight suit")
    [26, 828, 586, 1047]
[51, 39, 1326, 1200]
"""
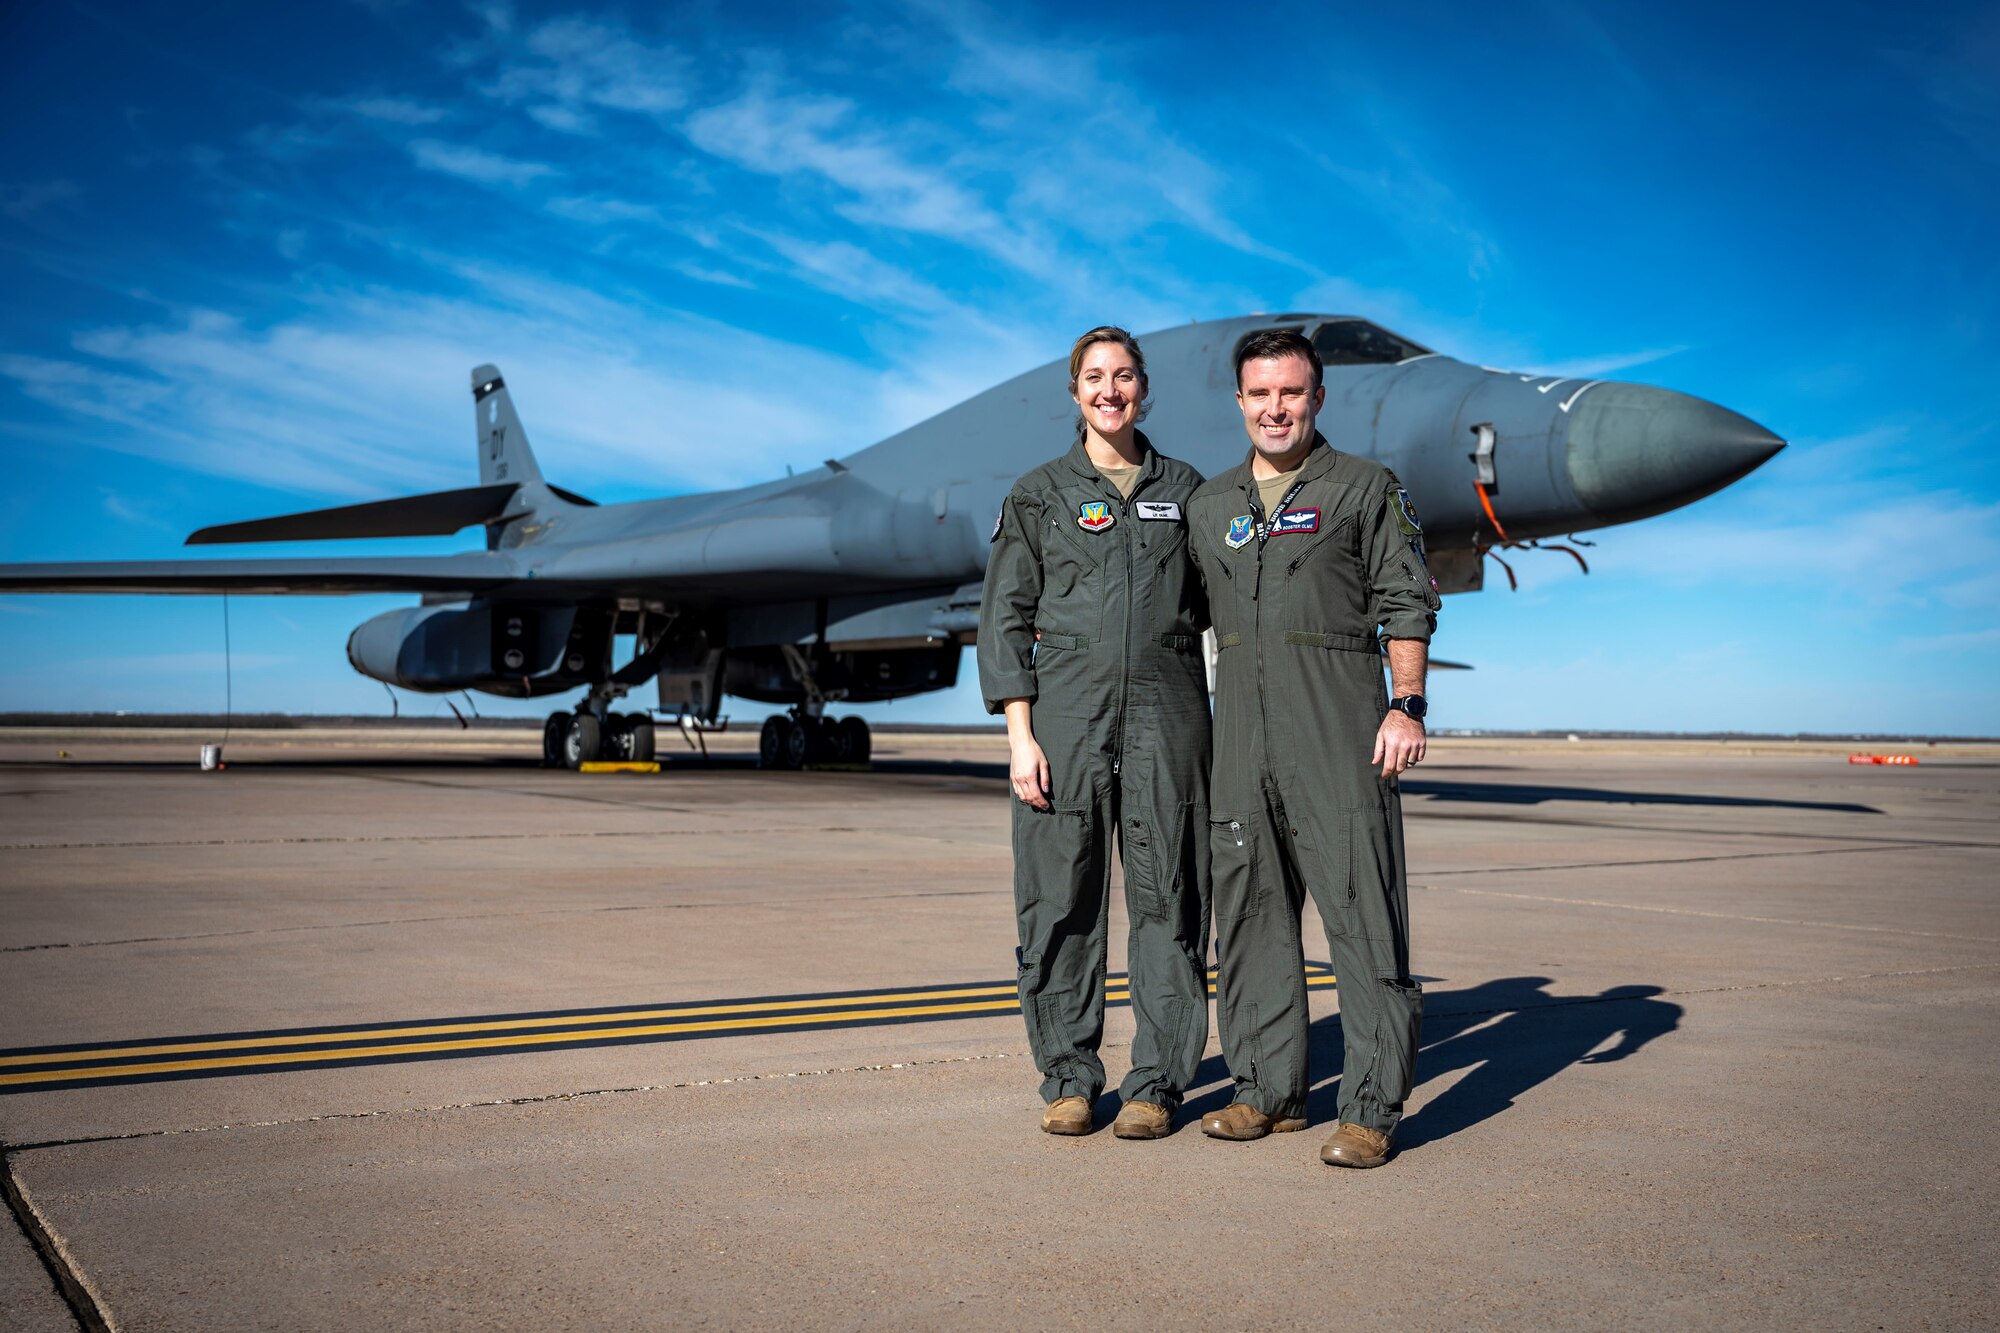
[978, 434, 1213, 1110]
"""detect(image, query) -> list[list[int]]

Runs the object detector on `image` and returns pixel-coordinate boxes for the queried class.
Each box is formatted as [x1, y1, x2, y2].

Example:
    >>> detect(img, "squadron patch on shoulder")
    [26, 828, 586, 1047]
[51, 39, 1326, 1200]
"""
[1392, 487, 1424, 538]
[1135, 500, 1182, 522]
[1225, 514, 1256, 550]
[1077, 500, 1116, 533]
[1269, 508, 1320, 536]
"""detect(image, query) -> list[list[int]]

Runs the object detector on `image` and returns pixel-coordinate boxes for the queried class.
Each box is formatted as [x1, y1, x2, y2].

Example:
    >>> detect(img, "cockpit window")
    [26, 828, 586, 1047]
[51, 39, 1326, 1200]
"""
[1311, 319, 1431, 366]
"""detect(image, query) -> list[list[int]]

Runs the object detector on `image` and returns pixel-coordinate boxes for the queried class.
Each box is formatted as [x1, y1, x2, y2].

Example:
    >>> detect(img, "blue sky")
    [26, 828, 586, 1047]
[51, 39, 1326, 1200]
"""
[2, 0, 1996, 733]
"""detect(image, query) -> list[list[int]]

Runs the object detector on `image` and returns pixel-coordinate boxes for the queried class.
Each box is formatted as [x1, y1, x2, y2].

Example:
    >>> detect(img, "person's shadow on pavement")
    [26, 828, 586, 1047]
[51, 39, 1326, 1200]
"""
[1180, 975, 1682, 1147]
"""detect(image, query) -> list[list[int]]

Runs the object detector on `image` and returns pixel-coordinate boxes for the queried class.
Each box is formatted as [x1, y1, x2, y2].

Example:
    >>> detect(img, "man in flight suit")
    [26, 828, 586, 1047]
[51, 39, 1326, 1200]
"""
[1186, 328, 1440, 1168]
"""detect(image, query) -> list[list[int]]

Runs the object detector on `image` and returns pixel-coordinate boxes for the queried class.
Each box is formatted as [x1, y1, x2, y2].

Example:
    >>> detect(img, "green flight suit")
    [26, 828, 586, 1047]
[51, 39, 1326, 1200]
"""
[1186, 436, 1441, 1134]
[978, 434, 1212, 1109]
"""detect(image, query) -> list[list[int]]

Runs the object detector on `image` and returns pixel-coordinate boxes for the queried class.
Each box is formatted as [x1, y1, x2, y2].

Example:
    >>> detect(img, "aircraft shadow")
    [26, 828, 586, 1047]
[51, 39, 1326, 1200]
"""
[1172, 975, 1682, 1151]
[1402, 778, 1879, 814]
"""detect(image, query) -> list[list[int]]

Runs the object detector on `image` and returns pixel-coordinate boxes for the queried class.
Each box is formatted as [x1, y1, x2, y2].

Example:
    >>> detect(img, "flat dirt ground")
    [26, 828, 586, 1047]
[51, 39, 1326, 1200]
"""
[2, 727, 1995, 1330]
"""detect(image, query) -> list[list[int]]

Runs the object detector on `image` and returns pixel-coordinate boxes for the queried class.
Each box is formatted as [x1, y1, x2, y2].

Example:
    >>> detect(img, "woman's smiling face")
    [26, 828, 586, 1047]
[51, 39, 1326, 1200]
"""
[1071, 340, 1145, 439]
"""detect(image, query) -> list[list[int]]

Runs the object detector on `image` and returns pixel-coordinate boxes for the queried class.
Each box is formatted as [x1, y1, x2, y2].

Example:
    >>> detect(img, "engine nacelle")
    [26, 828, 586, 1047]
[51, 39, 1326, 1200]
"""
[346, 602, 593, 695]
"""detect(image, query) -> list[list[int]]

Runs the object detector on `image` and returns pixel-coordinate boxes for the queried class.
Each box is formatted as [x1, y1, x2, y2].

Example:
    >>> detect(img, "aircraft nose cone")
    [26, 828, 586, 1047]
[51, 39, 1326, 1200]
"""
[1566, 382, 1784, 524]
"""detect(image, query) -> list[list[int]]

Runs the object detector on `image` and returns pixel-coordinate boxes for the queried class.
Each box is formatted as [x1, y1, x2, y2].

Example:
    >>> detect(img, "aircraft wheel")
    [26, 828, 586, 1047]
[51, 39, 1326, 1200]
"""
[541, 713, 566, 768]
[628, 716, 656, 764]
[826, 716, 856, 763]
[783, 715, 814, 769]
[563, 713, 601, 770]
[759, 715, 790, 769]
[841, 715, 872, 765]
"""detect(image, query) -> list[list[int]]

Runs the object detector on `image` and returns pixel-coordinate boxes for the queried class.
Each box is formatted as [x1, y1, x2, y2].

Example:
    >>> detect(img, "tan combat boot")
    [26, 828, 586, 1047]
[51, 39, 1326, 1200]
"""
[1040, 1095, 1092, 1135]
[1319, 1122, 1393, 1167]
[1112, 1100, 1172, 1139]
[1200, 1102, 1308, 1141]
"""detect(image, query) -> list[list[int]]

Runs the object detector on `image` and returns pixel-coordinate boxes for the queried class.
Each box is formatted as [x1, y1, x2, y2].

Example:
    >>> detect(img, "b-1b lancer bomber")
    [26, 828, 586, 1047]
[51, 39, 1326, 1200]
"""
[0, 314, 1782, 768]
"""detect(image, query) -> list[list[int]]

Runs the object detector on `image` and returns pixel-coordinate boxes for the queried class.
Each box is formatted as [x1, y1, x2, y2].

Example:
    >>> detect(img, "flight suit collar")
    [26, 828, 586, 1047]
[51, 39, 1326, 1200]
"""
[1232, 432, 1337, 508]
[1060, 430, 1162, 492]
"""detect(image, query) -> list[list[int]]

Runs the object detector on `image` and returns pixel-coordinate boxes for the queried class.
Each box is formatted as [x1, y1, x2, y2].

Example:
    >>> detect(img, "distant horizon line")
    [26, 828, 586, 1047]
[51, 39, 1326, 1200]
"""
[1, 713, 1993, 745]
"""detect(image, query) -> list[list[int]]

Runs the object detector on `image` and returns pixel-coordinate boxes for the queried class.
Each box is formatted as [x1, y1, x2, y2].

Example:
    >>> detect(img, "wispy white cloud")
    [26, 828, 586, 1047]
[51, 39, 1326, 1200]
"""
[341, 95, 449, 126]
[751, 231, 964, 318]
[63, 652, 294, 674]
[407, 139, 554, 187]
[684, 81, 1046, 273]
[1, 266, 909, 501]
[99, 489, 177, 532]
[1529, 345, 1689, 379]
[485, 15, 693, 133]
[0, 180, 82, 221]
[542, 194, 662, 225]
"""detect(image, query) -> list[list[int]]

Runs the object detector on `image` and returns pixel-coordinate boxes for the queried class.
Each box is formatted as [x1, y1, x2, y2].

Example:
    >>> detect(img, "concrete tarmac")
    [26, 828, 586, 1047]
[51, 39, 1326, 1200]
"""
[1, 727, 1996, 1329]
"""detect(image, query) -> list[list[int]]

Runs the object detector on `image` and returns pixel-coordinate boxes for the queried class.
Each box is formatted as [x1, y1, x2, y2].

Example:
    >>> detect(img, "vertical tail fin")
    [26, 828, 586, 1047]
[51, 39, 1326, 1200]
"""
[470, 364, 545, 487]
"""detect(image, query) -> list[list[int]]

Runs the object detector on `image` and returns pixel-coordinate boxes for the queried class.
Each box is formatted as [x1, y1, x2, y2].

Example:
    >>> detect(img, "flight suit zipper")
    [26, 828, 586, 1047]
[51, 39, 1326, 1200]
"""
[1110, 471, 1145, 777]
[1249, 475, 1310, 792]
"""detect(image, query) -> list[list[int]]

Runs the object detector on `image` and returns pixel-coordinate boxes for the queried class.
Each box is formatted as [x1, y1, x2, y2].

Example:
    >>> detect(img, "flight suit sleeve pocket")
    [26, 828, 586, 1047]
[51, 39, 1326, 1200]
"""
[1012, 802, 1095, 915]
[1210, 813, 1263, 923]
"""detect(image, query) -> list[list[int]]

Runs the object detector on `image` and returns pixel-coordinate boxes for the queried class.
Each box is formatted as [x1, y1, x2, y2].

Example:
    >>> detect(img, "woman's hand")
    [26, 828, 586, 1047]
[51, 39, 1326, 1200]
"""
[1001, 699, 1052, 810]
[1010, 734, 1052, 810]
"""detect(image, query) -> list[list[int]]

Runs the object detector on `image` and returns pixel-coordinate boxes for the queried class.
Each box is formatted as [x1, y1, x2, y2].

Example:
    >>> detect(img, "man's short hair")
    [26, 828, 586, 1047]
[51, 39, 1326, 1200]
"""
[1234, 327, 1322, 391]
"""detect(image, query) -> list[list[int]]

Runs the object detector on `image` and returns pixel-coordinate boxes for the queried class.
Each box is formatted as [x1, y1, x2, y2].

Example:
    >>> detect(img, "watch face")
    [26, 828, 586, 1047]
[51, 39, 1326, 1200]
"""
[1398, 696, 1428, 721]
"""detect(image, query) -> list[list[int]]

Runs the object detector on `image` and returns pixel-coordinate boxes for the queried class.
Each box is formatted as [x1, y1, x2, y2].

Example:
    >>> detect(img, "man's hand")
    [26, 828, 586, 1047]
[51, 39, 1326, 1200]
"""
[1372, 709, 1426, 778]
[1010, 734, 1052, 809]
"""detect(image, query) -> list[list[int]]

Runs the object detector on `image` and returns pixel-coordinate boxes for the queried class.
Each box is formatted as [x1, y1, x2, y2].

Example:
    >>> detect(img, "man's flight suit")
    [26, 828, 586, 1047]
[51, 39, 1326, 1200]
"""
[1185, 435, 1441, 1134]
[978, 435, 1212, 1110]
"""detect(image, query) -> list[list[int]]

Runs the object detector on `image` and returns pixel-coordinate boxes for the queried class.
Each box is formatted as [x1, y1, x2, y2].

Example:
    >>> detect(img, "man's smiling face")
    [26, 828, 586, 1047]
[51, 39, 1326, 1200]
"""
[1236, 352, 1325, 469]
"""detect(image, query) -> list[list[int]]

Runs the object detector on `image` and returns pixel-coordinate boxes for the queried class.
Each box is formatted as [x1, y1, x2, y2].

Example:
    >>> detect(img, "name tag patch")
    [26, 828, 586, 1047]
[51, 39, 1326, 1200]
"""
[1135, 500, 1182, 522]
[1225, 515, 1255, 550]
[1077, 500, 1116, 533]
[1270, 508, 1320, 535]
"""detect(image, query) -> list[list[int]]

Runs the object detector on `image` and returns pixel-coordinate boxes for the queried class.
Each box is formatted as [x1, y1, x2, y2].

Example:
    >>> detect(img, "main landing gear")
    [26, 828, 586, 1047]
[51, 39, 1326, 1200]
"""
[541, 709, 656, 769]
[758, 710, 871, 770]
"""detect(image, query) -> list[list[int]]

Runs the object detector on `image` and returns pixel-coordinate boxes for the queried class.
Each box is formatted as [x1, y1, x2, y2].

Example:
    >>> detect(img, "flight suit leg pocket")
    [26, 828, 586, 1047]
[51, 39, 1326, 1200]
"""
[1348, 806, 1405, 945]
[1290, 808, 1355, 938]
[1210, 812, 1262, 924]
[1368, 974, 1425, 1113]
[1012, 800, 1095, 917]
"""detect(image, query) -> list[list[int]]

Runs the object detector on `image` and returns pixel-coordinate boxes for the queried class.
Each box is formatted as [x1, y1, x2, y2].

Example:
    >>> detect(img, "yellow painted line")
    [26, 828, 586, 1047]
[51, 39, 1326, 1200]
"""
[1, 973, 1338, 1086]
[0, 997, 1027, 1087]
[0, 983, 1024, 1069]
[578, 761, 660, 774]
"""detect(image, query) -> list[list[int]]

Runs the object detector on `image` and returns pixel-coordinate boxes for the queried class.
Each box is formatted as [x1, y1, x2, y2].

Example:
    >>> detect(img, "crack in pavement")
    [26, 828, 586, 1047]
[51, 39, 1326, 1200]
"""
[0, 826, 865, 853]
[1417, 840, 1997, 877]
[1406, 807, 2000, 849]
[5, 962, 1991, 1156]
[0, 885, 1012, 952]
[0, 1153, 106, 1331]
[1421, 884, 2000, 943]
[10, 841, 1981, 953]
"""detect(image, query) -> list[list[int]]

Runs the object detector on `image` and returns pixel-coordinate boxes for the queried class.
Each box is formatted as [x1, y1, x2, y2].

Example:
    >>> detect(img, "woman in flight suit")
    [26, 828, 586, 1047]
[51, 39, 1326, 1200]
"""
[977, 327, 1212, 1139]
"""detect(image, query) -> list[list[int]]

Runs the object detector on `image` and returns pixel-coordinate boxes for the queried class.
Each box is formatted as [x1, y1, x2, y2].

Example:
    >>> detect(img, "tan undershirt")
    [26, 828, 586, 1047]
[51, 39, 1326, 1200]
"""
[1256, 461, 1306, 516]
[1094, 460, 1141, 499]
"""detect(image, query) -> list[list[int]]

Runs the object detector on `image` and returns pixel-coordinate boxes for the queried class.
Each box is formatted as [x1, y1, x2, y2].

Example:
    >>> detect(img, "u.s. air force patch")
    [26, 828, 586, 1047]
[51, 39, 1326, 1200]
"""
[1225, 514, 1255, 550]
[1393, 487, 1424, 538]
[1077, 500, 1115, 533]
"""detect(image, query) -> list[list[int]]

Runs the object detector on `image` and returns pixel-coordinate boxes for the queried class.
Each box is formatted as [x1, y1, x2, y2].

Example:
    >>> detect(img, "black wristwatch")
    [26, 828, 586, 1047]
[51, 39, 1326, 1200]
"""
[1389, 695, 1428, 722]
